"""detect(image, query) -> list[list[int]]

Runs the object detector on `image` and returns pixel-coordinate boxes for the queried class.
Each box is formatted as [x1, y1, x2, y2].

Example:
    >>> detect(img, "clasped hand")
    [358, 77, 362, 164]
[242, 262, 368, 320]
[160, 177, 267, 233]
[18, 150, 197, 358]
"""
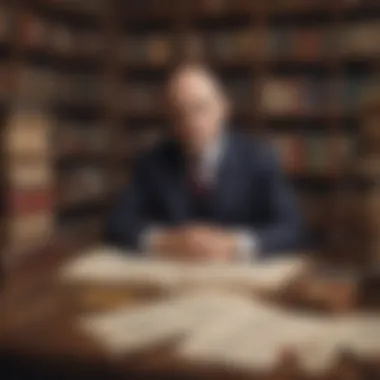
[154, 225, 238, 262]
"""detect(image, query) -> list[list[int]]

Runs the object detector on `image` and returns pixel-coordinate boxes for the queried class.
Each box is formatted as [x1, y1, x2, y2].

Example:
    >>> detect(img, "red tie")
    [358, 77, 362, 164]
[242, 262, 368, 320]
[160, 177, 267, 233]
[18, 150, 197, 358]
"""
[188, 158, 209, 196]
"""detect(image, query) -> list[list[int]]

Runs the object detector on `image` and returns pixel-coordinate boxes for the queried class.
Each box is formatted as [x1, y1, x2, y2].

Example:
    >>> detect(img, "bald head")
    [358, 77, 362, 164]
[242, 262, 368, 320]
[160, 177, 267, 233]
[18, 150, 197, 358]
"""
[166, 64, 229, 154]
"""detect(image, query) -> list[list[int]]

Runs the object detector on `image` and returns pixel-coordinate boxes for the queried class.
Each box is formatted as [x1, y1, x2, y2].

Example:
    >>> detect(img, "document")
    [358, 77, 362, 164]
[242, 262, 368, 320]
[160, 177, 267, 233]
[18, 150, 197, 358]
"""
[298, 313, 380, 373]
[61, 246, 308, 293]
[80, 289, 258, 356]
[60, 246, 182, 289]
[178, 302, 329, 373]
[183, 255, 308, 292]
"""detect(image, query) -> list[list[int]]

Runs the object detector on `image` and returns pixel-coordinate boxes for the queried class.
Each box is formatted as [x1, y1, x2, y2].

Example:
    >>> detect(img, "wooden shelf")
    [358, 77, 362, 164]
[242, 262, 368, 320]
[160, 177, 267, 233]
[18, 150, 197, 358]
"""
[28, 0, 103, 27]
[2, 0, 379, 268]
[24, 48, 104, 70]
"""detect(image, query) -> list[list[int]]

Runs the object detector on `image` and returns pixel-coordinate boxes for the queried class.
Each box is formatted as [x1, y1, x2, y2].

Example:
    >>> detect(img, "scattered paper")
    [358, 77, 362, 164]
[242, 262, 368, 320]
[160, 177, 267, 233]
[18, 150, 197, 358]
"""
[60, 246, 181, 289]
[80, 289, 258, 356]
[61, 246, 308, 293]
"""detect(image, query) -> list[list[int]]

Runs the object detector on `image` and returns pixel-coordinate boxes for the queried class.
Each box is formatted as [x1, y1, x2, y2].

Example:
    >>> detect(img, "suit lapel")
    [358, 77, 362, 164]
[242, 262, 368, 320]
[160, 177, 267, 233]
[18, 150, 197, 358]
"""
[161, 142, 191, 222]
[210, 134, 238, 220]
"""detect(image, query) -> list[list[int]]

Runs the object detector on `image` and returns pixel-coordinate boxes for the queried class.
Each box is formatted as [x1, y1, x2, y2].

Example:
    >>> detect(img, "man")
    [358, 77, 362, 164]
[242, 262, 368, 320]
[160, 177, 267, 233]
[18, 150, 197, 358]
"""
[107, 63, 302, 261]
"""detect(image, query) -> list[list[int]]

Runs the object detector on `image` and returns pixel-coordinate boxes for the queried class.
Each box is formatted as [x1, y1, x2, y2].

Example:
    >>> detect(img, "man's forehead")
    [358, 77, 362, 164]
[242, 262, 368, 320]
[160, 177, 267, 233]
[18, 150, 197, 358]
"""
[167, 65, 221, 96]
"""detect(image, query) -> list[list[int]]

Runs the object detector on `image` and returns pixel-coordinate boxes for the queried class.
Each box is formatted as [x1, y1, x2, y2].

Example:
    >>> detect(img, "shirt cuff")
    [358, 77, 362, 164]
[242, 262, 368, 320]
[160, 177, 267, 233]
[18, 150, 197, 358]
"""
[139, 226, 165, 254]
[234, 231, 259, 262]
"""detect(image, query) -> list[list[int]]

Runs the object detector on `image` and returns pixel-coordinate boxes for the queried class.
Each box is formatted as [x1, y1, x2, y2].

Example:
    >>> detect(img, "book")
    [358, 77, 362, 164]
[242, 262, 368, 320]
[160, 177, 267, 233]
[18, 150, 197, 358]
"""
[48, 22, 75, 56]
[125, 84, 159, 113]
[306, 134, 328, 174]
[340, 21, 380, 58]
[9, 188, 54, 216]
[207, 30, 253, 62]
[20, 12, 47, 50]
[9, 212, 54, 249]
[271, 134, 305, 174]
[0, 64, 11, 102]
[198, 0, 226, 14]
[0, 4, 10, 42]
[8, 161, 53, 189]
[76, 30, 105, 58]
[260, 78, 303, 116]
[57, 123, 109, 155]
[146, 35, 171, 65]
[5, 111, 51, 158]
[292, 28, 327, 61]
[59, 167, 106, 206]
[226, 79, 252, 110]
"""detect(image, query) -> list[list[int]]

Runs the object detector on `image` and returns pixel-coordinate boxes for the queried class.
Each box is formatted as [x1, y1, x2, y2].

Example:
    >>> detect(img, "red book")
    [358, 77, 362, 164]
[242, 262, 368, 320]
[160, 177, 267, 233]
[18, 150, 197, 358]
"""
[9, 188, 54, 216]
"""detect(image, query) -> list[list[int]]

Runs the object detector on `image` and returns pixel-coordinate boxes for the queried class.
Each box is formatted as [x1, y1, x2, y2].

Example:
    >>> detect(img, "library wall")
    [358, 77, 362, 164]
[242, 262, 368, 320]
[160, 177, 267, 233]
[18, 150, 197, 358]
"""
[1, 0, 379, 266]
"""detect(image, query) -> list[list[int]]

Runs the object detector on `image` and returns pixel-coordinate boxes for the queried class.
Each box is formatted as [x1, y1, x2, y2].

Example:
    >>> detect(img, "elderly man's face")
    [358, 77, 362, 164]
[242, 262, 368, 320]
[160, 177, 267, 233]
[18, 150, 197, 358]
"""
[167, 68, 228, 152]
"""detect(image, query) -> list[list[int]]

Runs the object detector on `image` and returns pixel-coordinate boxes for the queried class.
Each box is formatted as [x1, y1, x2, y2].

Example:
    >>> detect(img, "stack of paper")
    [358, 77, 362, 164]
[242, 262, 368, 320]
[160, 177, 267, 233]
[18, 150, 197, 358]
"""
[297, 314, 380, 374]
[79, 282, 380, 375]
[183, 256, 307, 292]
[60, 246, 308, 293]
[178, 303, 330, 373]
[178, 310, 380, 375]
[80, 290, 259, 356]
[60, 247, 182, 289]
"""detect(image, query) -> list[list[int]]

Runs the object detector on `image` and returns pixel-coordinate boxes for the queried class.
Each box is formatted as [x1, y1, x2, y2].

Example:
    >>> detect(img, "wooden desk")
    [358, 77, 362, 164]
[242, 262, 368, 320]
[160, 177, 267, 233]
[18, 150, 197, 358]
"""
[0, 251, 379, 380]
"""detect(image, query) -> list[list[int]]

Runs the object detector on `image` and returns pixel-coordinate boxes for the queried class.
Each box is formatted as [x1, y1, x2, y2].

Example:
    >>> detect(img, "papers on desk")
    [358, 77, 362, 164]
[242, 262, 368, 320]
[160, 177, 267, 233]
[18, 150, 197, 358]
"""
[182, 256, 307, 292]
[297, 314, 380, 373]
[177, 302, 330, 373]
[60, 246, 308, 293]
[60, 247, 181, 288]
[81, 290, 380, 375]
[80, 290, 257, 355]
[67, 246, 380, 375]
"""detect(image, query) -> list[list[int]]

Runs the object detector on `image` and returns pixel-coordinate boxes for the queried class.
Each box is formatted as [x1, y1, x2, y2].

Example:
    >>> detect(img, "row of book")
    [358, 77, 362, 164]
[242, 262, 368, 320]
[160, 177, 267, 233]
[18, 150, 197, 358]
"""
[271, 133, 355, 175]
[4, 108, 55, 252]
[40, 0, 106, 16]
[269, 22, 380, 60]
[194, 0, 376, 13]
[119, 23, 380, 65]
[121, 35, 174, 66]
[10, 66, 372, 116]
[117, 128, 162, 159]
[59, 166, 107, 207]
[15, 10, 380, 64]
[109, 127, 355, 179]
[207, 23, 380, 61]
[0, 5, 10, 43]
[260, 76, 372, 115]
[57, 123, 110, 157]
[21, 11, 105, 58]
[0, 64, 11, 102]
[36, 0, 379, 20]
[15, 66, 105, 105]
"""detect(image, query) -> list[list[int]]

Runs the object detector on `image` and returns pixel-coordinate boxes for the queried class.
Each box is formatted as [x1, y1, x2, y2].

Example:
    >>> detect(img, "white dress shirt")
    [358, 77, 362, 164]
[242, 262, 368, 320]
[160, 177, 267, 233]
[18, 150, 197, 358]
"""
[140, 137, 259, 261]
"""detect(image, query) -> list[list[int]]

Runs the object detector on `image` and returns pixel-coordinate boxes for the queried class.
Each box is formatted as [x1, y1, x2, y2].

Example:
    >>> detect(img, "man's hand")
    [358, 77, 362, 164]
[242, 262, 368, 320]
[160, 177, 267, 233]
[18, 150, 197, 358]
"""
[150, 225, 240, 262]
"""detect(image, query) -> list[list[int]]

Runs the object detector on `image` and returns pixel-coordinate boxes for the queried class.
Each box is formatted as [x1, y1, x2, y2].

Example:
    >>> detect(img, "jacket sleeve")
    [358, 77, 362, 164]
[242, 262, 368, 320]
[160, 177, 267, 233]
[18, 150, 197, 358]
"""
[105, 156, 152, 251]
[253, 148, 304, 256]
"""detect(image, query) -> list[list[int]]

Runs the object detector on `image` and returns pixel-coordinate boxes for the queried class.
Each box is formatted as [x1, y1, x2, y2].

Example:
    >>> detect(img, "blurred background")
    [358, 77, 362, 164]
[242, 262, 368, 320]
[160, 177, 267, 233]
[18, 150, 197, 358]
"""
[1, 0, 380, 269]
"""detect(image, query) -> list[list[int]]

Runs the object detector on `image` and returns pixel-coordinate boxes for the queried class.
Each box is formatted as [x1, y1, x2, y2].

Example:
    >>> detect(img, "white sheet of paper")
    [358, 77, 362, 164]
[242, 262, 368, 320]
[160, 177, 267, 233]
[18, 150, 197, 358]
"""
[183, 256, 307, 292]
[297, 313, 380, 373]
[60, 246, 182, 288]
[179, 304, 330, 373]
[177, 298, 277, 360]
[61, 246, 307, 293]
[80, 290, 259, 356]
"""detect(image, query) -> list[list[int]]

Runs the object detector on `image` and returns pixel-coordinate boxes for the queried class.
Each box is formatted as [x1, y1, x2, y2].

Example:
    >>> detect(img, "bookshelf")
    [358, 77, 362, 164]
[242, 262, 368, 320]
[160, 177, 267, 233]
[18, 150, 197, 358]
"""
[1, 0, 380, 269]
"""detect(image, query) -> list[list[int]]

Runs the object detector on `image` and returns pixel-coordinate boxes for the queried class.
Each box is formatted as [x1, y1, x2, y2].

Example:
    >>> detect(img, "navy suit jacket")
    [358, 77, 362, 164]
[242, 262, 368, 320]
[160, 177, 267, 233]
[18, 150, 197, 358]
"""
[106, 132, 303, 257]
